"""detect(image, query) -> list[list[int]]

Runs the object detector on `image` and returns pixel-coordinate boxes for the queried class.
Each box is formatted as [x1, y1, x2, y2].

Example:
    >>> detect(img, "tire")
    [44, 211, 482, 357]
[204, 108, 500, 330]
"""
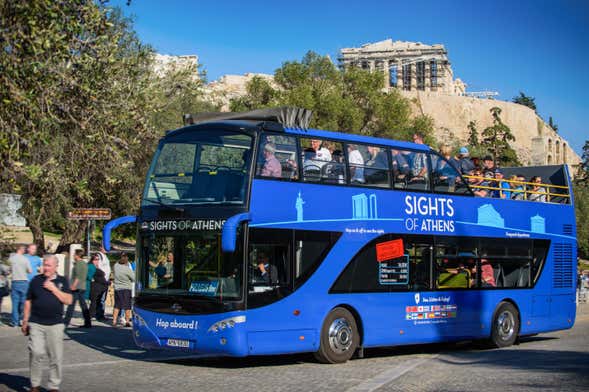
[490, 302, 520, 348]
[314, 307, 359, 364]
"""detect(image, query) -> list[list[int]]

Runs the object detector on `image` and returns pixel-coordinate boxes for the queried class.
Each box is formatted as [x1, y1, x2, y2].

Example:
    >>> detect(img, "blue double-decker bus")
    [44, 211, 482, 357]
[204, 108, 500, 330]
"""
[131, 108, 577, 363]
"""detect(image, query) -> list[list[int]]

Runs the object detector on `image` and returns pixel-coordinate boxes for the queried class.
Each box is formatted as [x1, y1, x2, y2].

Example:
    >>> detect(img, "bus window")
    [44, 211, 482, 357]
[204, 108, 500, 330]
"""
[406, 151, 430, 191]
[348, 144, 390, 188]
[248, 228, 292, 309]
[300, 138, 346, 184]
[435, 237, 478, 289]
[431, 152, 470, 195]
[330, 235, 432, 293]
[256, 133, 298, 180]
[391, 149, 411, 189]
[294, 230, 342, 288]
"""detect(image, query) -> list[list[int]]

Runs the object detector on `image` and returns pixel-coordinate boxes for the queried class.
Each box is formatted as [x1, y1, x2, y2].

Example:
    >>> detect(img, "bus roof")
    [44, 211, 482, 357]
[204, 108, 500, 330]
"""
[167, 120, 430, 152]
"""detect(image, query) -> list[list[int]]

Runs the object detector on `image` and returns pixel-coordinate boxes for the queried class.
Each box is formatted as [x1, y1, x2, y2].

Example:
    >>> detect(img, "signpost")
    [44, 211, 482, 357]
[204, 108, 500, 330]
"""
[67, 208, 112, 257]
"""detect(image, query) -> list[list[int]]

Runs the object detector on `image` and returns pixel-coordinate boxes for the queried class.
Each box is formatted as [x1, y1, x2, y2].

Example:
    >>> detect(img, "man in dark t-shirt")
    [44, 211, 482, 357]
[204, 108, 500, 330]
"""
[22, 254, 73, 392]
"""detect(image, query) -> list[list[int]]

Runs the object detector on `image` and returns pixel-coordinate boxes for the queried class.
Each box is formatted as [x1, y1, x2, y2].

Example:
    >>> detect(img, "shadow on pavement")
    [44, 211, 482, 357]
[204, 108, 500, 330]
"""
[0, 373, 30, 391]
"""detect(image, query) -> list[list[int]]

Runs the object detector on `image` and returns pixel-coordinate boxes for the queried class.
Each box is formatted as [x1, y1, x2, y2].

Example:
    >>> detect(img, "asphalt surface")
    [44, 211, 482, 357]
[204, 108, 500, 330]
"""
[0, 303, 588, 392]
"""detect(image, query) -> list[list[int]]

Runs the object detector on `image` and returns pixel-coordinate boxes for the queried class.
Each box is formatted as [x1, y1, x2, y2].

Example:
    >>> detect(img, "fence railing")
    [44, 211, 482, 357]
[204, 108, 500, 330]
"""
[462, 175, 570, 203]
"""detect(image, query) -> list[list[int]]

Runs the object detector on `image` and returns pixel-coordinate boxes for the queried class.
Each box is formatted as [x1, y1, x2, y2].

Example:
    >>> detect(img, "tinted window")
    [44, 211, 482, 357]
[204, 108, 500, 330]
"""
[301, 138, 346, 184]
[431, 154, 470, 195]
[256, 133, 298, 180]
[330, 235, 432, 293]
[348, 144, 390, 188]
[294, 230, 342, 288]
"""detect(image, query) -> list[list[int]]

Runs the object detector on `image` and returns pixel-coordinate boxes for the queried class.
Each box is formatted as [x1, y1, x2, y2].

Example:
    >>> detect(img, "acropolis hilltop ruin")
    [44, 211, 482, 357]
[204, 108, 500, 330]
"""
[339, 39, 466, 95]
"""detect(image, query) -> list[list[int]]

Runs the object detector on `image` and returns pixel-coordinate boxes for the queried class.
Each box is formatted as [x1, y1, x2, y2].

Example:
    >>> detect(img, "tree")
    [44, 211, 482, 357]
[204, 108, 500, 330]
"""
[512, 92, 537, 111]
[575, 140, 589, 258]
[480, 107, 521, 166]
[0, 0, 211, 249]
[548, 116, 558, 133]
[467, 120, 479, 147]
[230, 51, 435, 144]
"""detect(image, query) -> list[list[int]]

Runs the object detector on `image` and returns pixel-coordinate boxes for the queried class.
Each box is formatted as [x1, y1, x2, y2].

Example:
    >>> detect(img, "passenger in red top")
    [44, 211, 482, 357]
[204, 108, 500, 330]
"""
[260, 142, 282, 178]
[480, 259, 496, 287]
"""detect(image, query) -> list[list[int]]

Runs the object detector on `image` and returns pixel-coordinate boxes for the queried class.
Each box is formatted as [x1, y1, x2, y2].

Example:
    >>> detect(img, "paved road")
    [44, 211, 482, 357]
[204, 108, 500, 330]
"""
[1, 304, 588, 392]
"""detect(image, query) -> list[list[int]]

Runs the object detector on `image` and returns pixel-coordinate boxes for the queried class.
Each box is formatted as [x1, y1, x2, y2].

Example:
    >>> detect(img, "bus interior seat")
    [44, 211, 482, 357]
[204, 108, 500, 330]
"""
[502, 264, 526, 288]
[225, 170, 245, 201]
[493, 264, 504, 287]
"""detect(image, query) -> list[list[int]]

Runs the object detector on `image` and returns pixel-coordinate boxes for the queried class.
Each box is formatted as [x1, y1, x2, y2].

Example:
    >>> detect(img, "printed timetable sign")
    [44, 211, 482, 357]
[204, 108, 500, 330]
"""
[378, 254, 410, 285]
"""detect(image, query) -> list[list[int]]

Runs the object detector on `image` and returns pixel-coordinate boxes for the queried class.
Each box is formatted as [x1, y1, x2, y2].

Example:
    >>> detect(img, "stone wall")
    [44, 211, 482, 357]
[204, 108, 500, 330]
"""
[0, 193, 26, 227]
[401, 91, 581, 167]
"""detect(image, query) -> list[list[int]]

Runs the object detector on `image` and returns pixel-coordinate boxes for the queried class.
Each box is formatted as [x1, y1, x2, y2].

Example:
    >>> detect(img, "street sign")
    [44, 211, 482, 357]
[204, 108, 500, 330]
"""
[68, 208, 112, 220]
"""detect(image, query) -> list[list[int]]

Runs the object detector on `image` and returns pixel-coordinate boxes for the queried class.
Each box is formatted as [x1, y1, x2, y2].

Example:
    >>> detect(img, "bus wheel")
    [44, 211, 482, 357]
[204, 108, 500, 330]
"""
[314, 307, 358, 364]
[491, 302, 520, 348]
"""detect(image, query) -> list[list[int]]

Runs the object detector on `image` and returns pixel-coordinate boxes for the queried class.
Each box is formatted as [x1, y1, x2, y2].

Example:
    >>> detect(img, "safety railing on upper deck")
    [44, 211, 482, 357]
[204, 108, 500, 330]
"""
[463, 175, 570, 204]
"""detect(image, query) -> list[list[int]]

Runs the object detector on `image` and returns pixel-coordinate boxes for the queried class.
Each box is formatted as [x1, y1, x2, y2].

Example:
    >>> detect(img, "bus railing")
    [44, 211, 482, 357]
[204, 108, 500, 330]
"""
[462, 175, 570, 203]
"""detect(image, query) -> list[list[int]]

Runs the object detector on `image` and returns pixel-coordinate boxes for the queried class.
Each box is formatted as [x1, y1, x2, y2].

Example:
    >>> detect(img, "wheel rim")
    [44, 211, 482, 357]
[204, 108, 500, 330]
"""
[496, 310, 515, 341]
[328, 317, 353, 354]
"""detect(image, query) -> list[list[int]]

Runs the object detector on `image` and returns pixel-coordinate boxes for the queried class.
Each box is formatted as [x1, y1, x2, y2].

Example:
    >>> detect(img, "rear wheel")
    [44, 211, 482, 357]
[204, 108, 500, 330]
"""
[491, 302, 520, 348]
[314, 307, 359, 364]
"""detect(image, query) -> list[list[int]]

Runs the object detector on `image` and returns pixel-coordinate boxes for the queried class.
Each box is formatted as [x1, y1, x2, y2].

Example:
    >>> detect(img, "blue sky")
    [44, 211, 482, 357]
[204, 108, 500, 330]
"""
[112, 0, 588, 154]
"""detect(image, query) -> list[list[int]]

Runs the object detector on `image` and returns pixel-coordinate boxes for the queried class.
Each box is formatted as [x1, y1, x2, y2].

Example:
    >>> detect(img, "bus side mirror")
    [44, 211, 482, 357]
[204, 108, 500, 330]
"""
[222, 212, 251, 253]
[103, 215, 137, 252]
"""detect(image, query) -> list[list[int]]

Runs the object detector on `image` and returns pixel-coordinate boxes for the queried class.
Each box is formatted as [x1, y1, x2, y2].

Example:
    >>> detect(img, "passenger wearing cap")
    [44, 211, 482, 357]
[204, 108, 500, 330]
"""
[457, 147, 475, 175]
[492, 168, 511, 199]
[259, 142, 282, 178]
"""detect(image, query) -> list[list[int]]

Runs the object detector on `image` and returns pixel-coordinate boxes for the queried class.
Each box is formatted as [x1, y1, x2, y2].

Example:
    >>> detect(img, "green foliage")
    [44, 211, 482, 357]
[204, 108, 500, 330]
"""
[574, 183, 589, 259]
[230, 51, 436, 144]
[0, 0, 211, 249]
[467, 120, 479, 147]
[512, 91, 537, 111]
[480, 107, 521, 166]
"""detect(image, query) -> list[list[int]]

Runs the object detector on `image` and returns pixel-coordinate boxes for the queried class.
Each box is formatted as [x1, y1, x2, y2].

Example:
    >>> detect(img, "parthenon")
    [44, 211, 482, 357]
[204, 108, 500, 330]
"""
[339, 39, 466, 95]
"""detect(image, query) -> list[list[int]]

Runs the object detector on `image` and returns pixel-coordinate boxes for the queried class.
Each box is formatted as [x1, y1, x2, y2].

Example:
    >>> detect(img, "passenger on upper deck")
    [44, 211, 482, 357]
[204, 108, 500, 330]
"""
[365, 146, 388, 182]
[435, 145, 460, 186]
[391, 149, 410, 182]
[347, 144, 365, 183]
[409, 132, 428, 183]
[491, 169, 511, 199]
[259, 142, 282, 178]
[310, 139, 331, 163]
[457, 147, 475, 175]
[528, 176, 547, 202]
[511, 174, 526, 200]
[482, 155, 496, 176]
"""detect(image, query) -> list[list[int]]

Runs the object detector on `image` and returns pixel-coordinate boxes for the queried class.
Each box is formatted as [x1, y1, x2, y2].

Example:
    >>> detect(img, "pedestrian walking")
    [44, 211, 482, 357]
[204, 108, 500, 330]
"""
[22, 254, 73, 392]
[96, 246, 111, 321]
[63, 249, 91, 328]
[89, 254, 109, 321]
[10, 244, 32, 327]
[112, 253, 134, 328]
[25, 243, 43, 282]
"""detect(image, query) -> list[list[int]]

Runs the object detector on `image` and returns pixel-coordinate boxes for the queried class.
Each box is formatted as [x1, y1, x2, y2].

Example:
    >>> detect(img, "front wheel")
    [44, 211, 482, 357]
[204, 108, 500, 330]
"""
[314, 307, 359, 364]
[490, 302, 520, 348]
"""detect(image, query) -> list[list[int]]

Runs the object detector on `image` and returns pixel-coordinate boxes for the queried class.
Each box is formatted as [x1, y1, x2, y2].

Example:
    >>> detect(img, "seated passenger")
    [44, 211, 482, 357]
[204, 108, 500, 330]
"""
[473, 170, 492, 197]
[457, 147, 475, 175]
[310, 139, 332, 163]
[391, 149, 410, 184]
[259, 142, 282, 178]
[491, 169, 511, 199]
[365, 146, 388, 182]
[528, 176, 547, 202]
[480, 259, 496, 287]
[511, 174, 525, 200]
[435, 145, 459, 186]
[409, 151, 428, 183]
[347, 144, 365, 183]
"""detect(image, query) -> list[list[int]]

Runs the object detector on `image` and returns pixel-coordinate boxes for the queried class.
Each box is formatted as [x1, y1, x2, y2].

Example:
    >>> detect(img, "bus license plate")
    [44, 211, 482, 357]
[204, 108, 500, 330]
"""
[167, 339, 190, 348]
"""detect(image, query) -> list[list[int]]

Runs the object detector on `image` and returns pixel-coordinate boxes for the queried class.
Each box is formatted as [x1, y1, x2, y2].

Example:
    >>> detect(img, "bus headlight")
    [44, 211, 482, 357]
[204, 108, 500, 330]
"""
[134, 312, 148, 327]
[208, 315, 246, 333]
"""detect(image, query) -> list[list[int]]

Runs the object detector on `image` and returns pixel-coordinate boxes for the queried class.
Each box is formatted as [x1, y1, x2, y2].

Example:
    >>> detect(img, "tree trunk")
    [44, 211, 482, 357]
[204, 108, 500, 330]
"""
[28, 221, 45, 254]
[58, 220, 87, 249]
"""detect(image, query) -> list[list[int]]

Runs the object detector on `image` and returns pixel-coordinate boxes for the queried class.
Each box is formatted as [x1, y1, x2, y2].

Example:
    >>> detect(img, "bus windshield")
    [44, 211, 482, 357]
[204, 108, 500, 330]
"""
[142, 130, 252, 206]
[138, 231, 243, 301]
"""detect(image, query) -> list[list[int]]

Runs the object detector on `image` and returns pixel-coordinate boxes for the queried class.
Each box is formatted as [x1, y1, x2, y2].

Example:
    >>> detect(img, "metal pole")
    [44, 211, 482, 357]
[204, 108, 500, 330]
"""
[87, 220, 91, 258]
